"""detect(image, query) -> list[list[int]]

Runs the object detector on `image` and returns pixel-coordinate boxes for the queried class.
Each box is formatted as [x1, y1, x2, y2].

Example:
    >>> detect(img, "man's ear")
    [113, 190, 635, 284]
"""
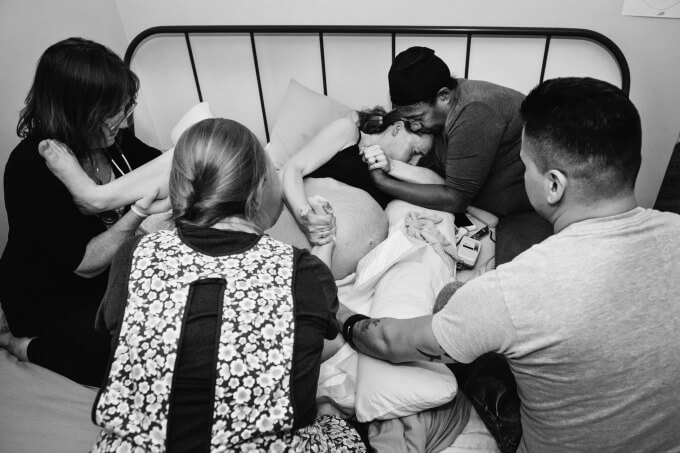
[546, 169, 567, 205]
[437, 87, 451, 103]
[391, 120, 404, 137]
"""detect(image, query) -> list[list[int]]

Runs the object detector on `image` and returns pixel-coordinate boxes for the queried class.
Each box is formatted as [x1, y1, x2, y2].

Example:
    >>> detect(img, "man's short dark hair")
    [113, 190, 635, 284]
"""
[521, 77, 641, 197]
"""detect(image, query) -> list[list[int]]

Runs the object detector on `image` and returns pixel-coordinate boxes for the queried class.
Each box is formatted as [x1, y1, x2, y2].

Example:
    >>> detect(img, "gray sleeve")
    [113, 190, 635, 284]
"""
[431, 271, 516, 363]
[445, 102, 505, 203]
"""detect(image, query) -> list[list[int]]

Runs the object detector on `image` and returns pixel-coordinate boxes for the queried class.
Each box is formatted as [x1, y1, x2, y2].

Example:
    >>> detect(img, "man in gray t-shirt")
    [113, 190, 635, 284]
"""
[337, 77, 680, 451]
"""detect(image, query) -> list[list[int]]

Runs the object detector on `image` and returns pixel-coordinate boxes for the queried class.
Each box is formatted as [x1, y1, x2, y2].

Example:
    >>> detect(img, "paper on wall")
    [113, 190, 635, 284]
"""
[622, 0, 680, 18]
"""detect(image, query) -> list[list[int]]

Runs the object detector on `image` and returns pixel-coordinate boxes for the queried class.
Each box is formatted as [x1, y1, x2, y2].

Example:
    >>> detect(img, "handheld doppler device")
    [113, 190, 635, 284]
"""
[457, 236, 481, 269]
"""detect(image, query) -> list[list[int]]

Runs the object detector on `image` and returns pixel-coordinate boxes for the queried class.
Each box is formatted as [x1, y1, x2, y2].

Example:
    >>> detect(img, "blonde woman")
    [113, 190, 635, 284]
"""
[92, 118, 366, 452]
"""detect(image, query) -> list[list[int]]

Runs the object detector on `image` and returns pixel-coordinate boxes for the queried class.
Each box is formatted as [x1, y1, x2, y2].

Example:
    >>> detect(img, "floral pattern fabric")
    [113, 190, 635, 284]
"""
[93, 230, 308, 452]
[93, 414, 366, 452]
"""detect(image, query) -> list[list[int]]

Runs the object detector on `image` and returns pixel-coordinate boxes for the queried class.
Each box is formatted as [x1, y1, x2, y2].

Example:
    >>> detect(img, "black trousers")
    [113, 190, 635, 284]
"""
[449, 353, 522, 453]
[25, 303, 110, 387]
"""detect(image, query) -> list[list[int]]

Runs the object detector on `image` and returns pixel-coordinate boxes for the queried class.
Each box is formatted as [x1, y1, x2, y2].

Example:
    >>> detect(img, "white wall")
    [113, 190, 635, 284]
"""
[0, 0, 128, 251]
[113, 0, 680, 210]
[2, 0, 679, 251]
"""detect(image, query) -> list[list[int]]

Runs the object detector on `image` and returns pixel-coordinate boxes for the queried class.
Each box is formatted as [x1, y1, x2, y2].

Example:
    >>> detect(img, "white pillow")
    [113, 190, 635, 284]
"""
[265, 79, 353, 169]
[354, 243, 457, 422]
[170, 102, 214, 146]
[342, 203, 458, 422]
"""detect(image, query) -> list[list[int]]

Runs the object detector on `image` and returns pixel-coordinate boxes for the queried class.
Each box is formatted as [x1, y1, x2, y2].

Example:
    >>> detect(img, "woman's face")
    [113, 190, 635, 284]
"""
[99, 100, 135, 147]
[383, 123, 434, 165]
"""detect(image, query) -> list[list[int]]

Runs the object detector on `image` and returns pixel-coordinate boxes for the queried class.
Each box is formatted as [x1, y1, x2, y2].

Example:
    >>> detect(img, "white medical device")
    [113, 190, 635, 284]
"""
[457, 236, 481, 269]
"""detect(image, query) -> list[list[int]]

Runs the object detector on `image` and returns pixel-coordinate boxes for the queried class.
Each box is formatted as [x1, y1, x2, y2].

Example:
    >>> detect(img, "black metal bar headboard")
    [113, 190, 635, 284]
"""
[124, 25, 630, 139]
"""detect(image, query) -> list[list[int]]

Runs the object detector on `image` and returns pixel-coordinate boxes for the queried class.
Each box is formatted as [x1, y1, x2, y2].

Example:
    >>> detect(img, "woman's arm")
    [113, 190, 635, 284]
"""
[39, 139, 172, 213]
[307, 195, 337, 266]
[280, 117, 358, 238]
[75, 189, 170, 277]
[321, 335, 346, 362]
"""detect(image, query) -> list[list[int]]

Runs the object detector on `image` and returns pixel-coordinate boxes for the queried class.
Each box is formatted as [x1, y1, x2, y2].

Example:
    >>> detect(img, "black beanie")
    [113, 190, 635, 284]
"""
[389, 46, 451, 106]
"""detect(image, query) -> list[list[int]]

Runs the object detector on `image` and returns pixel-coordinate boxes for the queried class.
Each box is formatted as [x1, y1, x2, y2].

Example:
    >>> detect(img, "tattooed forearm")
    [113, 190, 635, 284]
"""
[347, 316, 449, 364]
[358, 318, 381, 334]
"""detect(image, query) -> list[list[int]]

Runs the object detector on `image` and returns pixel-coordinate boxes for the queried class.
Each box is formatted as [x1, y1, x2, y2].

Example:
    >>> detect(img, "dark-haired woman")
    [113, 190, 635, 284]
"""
[0, 37, 164, 385]
[277, 107, 436, 278]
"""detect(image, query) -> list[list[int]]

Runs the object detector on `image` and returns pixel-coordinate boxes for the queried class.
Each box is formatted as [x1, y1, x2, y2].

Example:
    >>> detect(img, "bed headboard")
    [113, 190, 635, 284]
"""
[124, 25, 630, 149]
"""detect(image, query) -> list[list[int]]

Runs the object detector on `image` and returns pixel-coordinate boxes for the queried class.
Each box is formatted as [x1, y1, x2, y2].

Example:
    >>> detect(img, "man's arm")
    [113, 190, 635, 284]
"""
[370, 169, 470, 213]
[336, 273, 515, 365]
[388, 160, 445, 185]
[335, 303, 457, 364]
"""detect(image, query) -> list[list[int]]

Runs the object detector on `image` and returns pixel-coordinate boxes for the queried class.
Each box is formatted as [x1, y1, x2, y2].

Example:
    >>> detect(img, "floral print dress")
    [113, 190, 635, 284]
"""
[92, 230, 365, 452]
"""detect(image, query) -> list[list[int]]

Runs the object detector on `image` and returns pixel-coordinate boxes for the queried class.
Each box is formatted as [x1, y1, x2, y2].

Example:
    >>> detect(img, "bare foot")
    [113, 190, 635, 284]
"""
[0, 330, 11, 349]
[0, 331, 32, 362]
[39, 139, 99, 213]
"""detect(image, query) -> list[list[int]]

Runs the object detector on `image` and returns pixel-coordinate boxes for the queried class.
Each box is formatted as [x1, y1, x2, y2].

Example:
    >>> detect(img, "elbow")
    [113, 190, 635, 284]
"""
[442, 187, 471, 213]
[281, 162, 305, 188]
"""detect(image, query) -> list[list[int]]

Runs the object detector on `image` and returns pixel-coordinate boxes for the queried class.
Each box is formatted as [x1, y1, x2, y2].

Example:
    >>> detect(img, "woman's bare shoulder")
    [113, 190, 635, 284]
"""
[316, 115, 359, 149]
[329, 114, 359, 134]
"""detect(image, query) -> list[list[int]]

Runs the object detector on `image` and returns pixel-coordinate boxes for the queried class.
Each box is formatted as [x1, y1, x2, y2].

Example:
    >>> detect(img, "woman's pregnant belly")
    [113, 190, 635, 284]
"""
[266, 177, 388, 279]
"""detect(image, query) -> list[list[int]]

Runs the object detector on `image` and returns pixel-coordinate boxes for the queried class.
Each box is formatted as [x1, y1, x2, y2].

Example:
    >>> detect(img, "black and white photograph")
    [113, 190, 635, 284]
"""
[1, 1, 679, 452]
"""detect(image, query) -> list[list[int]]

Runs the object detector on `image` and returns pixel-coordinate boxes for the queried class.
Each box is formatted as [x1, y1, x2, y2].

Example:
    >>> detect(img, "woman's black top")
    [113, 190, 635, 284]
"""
[96, 224, 339, 452]
[307, 142, 393, 209]
[0, 129, 160, 336]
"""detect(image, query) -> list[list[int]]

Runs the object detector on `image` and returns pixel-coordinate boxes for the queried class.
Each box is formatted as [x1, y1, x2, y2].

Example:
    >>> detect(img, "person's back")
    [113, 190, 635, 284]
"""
[92, 118, 366, 452]
[441, 79, 529, 215]
[491, 207, 680, 451]
[448, 78, 524, 171]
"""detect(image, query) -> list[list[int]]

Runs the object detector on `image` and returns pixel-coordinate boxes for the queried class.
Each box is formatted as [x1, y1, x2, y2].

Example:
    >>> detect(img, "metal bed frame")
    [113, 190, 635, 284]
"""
[124, 26, 630, 141]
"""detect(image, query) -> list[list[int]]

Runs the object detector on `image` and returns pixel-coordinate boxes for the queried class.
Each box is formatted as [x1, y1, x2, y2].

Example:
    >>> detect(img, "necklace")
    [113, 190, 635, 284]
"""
[642, 0, 680, 15]
[85, 151, 112, 185]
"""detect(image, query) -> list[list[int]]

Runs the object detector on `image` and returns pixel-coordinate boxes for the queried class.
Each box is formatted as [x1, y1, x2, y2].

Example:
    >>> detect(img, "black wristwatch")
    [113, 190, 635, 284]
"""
[342, 314, 370, 349]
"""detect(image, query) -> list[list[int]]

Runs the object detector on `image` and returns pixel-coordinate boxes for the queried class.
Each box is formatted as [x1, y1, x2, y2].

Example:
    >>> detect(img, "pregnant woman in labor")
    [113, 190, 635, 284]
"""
[38, 107, 435, 278]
